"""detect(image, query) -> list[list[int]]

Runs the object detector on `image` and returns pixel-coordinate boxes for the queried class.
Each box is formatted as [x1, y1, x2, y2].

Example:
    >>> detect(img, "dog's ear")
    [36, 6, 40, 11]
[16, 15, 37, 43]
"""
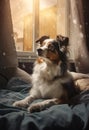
[56, 35, 69, 53]
[36, 35, 50, 45]
[56, 35, 69, 46]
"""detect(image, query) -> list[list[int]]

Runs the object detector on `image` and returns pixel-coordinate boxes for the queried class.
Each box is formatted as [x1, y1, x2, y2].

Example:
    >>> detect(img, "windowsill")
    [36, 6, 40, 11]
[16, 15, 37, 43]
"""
[17, 53, 75, 70]
[17, 51, 37, 62]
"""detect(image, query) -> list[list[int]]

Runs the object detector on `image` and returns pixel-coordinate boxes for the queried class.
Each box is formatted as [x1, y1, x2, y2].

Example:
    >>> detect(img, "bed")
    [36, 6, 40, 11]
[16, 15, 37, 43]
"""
[0, 76, 89, 130]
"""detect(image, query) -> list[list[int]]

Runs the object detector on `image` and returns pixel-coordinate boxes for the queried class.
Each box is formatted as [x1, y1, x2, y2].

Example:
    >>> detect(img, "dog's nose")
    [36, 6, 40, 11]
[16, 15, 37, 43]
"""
[37, 49, 43, 56]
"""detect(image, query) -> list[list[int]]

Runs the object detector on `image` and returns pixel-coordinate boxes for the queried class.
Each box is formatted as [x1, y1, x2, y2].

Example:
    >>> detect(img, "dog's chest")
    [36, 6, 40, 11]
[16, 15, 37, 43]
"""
[32, 62, 64, 98]
[32, 75, 63, 98]
[39, 80, 63, 98]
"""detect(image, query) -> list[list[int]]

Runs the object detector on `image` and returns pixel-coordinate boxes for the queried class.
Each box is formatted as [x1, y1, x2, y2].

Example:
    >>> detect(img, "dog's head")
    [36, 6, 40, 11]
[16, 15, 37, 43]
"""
[36, 35, 69, 75]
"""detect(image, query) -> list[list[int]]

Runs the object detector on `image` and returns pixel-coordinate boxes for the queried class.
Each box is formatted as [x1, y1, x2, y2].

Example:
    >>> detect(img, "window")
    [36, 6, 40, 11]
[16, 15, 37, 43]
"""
[10, 0, 69, 61]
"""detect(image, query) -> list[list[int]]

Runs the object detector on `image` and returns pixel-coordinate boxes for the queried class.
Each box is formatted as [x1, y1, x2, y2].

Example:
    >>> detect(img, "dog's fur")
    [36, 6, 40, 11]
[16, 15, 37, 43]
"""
[13, 35, 89, 112]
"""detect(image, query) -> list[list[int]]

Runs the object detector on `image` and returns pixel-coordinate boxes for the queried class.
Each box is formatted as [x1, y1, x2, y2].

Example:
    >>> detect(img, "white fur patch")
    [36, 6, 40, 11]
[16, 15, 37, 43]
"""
[31, 58, 71, 99]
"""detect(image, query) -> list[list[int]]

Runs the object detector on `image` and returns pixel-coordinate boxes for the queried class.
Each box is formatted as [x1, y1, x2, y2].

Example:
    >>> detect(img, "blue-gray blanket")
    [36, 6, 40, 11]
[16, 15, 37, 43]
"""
[0, 77, 89, 130]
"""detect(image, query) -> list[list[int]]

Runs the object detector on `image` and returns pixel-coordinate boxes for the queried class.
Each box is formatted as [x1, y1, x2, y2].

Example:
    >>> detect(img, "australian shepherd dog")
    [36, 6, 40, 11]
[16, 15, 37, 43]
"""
[13, 35, 89, 112]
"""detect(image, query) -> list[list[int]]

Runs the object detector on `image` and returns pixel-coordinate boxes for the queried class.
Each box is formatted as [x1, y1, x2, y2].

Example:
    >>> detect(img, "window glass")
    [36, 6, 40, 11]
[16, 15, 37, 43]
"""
[10, 0, 33, 52]
[10, 0, 68, 55]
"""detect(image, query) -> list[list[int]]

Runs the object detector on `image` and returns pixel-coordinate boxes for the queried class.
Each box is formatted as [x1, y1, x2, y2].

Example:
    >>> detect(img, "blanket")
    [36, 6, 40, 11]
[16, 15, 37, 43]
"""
[0, 77, 89, 130]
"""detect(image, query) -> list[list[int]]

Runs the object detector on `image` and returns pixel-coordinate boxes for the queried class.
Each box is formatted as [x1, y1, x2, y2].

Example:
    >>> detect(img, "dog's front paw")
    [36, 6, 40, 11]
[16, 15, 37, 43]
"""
[13, 99, 29, 108]
[28, 103, 43, 113]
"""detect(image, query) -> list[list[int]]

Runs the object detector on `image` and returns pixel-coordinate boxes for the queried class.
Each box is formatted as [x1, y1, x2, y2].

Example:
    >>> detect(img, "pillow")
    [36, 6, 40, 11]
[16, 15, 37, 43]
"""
[14, 67, 32, 84]
[0, 67, 32, 89]
[75, 78, 89, 91]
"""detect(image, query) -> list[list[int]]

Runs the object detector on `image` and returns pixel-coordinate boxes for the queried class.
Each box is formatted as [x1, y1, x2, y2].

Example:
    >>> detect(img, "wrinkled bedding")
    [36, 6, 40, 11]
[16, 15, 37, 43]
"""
[0, 77, 89, 130]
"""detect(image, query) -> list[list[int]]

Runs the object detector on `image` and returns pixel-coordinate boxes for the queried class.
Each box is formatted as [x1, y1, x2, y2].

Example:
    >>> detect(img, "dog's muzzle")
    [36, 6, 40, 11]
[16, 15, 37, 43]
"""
[37, 48, 43, 56]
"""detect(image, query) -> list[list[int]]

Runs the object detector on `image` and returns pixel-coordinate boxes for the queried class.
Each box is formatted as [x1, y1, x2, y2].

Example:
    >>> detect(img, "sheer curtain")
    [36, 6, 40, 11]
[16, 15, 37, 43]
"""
[69, 0, 89, 73]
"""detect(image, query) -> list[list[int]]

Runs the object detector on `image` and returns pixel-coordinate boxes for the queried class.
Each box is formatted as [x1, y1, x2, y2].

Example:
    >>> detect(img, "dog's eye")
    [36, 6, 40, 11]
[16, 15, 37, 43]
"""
[48, 45, 55, 52]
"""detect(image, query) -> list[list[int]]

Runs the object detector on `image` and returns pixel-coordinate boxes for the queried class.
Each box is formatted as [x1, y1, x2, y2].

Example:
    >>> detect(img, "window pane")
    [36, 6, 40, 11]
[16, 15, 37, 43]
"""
[39, 0, 57, 38]
[39, 0, 68, 38]
[10, 0, 33, 52]
[10, 0, 68, 54]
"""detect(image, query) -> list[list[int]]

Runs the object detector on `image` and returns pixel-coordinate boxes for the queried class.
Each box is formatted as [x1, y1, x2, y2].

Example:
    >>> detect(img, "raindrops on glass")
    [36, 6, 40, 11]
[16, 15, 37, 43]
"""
[79, 24, 82, 28]
[3, 52, 6, 56]
[79, 32, 84, 38]
[73, 19, 77, 24]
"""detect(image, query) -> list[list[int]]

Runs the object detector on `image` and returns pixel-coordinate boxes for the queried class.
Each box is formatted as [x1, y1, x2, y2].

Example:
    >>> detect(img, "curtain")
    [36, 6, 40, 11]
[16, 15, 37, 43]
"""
[0, 0, 18, 68]
[69, 0, 89, 73]
[0, 0, 18, 86]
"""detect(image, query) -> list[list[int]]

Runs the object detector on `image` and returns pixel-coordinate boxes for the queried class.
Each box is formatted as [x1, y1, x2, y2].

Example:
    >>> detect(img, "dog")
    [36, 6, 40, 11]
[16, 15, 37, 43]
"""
[13, 35, 89, 112]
